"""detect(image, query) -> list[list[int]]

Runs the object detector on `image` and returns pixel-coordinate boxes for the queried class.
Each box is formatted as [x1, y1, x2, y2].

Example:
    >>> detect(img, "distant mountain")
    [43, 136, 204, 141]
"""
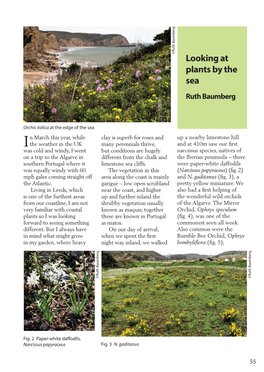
[109, 251, 166, 262]
[165, 251, 246, 260]
[212, 251, 247, 259]
[164, 253, 210, 260]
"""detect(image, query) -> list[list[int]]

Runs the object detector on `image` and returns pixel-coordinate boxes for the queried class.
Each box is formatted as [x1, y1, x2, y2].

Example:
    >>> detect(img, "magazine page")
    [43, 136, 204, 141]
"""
[2, 1, 264, 371]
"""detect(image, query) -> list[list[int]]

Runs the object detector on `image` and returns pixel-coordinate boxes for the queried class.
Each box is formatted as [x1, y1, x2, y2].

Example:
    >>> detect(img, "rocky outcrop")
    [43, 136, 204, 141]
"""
[24, 27, 60, 71]
[24, 27, 60, 56]
[97, 35, 129, 47]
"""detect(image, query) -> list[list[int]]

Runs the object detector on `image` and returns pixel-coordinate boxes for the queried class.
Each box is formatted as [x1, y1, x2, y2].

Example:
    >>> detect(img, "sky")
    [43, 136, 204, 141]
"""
[39, 26, 168, 44]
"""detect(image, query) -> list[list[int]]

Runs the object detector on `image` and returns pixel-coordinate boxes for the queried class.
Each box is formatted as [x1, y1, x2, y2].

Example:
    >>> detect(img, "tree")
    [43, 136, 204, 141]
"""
[153, 28, 171, 45]
[102, 252, 119, 268]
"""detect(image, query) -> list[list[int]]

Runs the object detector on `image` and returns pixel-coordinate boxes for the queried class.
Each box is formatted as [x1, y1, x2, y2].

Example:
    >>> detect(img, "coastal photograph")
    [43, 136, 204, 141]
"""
[101, 250, 247, 337]
[23, 26, 171, 122]
[24, 251, 95, 331]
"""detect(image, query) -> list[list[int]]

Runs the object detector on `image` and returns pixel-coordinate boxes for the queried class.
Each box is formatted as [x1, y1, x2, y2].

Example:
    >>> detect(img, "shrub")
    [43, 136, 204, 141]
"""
[67, 62, 81, 75]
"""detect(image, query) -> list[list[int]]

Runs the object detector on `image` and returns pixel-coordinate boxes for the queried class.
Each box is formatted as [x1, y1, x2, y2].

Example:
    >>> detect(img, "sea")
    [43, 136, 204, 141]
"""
[56, 44, 151, 68]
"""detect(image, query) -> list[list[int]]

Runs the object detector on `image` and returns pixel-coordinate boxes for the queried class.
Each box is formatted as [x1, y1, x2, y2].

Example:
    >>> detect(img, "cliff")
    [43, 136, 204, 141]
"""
[43, 31, 129, 47]
[24, 26, 60, 71]
[24, 27, 60, 56]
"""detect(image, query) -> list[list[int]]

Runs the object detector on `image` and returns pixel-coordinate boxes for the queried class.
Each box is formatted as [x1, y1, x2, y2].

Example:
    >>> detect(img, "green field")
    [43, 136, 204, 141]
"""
[102, 262, 247, 337]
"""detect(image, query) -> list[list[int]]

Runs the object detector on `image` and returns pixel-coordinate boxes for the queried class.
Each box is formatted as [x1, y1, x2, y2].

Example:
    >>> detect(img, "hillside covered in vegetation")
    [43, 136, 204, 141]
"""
[23, 29, 171, 122]
[102, 250, 247, 269]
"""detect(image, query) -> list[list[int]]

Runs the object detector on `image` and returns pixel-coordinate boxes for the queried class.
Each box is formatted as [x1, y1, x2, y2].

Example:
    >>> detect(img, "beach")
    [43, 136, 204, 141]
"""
[23, 71, 58, 87]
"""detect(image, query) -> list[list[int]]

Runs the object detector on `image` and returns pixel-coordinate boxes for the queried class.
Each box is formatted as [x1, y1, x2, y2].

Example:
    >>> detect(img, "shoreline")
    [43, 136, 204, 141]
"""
[23, 44, 139, 87]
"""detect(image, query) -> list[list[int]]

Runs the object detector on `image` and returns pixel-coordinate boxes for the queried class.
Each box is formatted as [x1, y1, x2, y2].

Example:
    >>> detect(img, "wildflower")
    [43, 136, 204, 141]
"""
[40, 101, 44, 103]
[83, 83, 87, 86]
[35, 299, 42, 307]
[95, 80, 100, 84]
[155, 69, 161, 73]
[107, 78, 112, 83]
[96, 87, 102, 92]
[108, 83, 113, 87]
[157, 76, 162, 80]
[51, 108, 57, 114]
[165, 66, 169, 70]
[27, 270, 39, 287]
[135, 70, 141, 78]
[79, 99, 82, 102]
[115, 116, 120, 119]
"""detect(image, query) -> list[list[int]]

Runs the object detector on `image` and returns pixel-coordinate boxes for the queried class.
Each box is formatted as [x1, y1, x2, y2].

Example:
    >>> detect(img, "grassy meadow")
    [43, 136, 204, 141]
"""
[23, 31, 171, 122]
[102, 261, 247, 337]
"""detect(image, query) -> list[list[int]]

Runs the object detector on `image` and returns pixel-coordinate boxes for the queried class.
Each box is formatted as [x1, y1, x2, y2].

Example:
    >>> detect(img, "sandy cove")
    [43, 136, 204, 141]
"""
[23, 71, 58, 87]
[23, 48, 65, 87]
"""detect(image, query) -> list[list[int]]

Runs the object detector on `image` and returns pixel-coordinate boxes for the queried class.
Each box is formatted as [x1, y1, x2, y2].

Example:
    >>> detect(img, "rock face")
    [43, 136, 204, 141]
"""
[24, 26, 60, 57]
[24, 26, 60, 71]
[58, 38, 94, 47]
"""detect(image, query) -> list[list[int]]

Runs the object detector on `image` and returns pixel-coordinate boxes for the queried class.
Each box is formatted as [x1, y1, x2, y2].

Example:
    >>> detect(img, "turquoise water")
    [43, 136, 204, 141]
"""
[57, 46, 135, 68]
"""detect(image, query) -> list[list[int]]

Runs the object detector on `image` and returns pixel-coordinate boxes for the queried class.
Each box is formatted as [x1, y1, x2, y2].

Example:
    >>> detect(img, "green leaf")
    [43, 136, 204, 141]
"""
[59, 290, 74, 312]
[72, 283, 77, 305]
[50, 308, 60, 322]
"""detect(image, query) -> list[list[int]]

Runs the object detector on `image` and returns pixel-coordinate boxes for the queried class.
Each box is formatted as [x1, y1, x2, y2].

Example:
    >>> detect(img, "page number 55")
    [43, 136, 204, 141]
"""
[250, 359, 256, 364]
